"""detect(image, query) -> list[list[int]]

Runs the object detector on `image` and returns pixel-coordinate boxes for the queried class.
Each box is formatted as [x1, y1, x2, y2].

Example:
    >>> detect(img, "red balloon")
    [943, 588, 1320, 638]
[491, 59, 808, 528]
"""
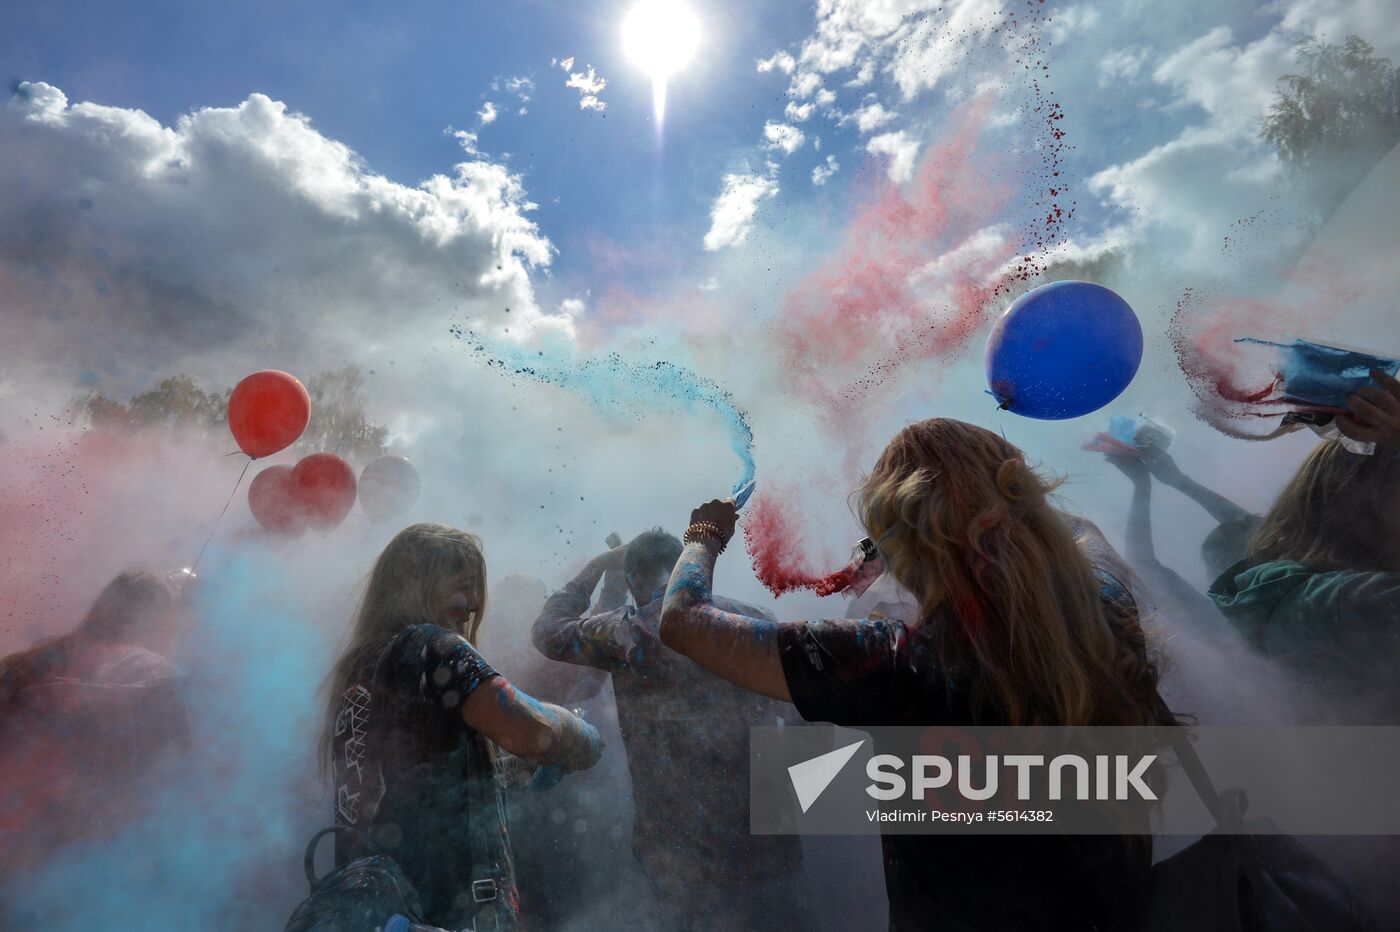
[228, 371, 311, 458]
[292, 453, 357, 531]
[247, 465, 305, 533]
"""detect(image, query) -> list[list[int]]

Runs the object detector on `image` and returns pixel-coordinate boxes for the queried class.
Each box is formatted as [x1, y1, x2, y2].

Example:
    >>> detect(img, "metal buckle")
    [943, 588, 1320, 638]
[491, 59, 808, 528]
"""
[471, 879, 498, 903]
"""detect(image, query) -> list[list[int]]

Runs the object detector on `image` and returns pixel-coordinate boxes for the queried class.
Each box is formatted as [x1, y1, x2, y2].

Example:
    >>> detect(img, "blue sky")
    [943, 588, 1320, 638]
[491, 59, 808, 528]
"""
[3, 0, 825, 295]
[7, 0, 1394, 312]
[2, 0, 1397, 584]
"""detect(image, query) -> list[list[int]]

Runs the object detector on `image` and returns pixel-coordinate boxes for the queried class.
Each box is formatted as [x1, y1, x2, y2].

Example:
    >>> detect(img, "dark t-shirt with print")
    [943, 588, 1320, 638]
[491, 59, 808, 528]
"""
[331, 623, 517, 929]
[776, 575, 1151, 932]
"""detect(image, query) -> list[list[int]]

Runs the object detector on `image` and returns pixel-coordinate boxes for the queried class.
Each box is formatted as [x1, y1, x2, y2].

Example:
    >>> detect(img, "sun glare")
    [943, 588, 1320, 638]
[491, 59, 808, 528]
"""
[621, 0, 701, 127]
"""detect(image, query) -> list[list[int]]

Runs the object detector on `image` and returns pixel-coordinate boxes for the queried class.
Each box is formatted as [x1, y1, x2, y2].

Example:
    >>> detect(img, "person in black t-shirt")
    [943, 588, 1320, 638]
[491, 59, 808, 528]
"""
[320, 523, 603, 931]
[660, 418, 1176, 932]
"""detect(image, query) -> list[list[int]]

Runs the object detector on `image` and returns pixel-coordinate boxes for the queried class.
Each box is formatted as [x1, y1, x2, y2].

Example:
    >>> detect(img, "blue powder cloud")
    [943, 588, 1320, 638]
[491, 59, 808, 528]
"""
[3, 550, 326, 928]
[455, 327, 756, 502]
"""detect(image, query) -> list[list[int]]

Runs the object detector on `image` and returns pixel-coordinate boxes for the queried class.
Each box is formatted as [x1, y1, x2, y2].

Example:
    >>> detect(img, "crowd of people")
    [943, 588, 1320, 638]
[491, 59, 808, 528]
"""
[2, 369, 1398, 931]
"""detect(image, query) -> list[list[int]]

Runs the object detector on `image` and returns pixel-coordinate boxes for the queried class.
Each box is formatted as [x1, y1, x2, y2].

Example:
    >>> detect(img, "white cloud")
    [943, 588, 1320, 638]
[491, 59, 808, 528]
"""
[0, 82, 563, 386]
[866, 130, 920, 183]
[1046, 4, 1101, 44]
[552, 56, 575, 71]
[697, 277, 720, 291]
[843, 100, 897, 133]
[815, 88, 837, 108]
[763, 121, 806, 156]
[450, 128, 480, 155]
[703, 171, 779, 250]
[1097, 46, 1151, 87]
[1084, 21, 1310, 270]
[1278, 0, 1400, 59]
[757, 51, 797, 74]
[790, 72, 823, 99]
[558, 296, 586, 316]
[477, 101, 498, 125]
[785, 101, 815, 122]
[504, 75, 535, 102]
[812, 154, 840, 186]
[1152, 27, 1290, 136]
[563, 65, 608, 113]
[782, 0, 1004, 103]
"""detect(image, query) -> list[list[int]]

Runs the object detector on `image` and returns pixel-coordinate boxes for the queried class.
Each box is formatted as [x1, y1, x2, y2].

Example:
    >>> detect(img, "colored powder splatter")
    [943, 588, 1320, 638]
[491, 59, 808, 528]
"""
[453, 327, 756, 499]
[1169, 257, 1361, 438]
[741, 493, 861, 598]
[748, 37, 1076, 596]
[776, 93, 1017, 437]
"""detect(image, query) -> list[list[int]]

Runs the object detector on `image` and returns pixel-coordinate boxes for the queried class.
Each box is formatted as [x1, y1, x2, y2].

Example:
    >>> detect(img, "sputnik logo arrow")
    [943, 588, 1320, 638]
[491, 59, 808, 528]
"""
[788, 739, 865, 813]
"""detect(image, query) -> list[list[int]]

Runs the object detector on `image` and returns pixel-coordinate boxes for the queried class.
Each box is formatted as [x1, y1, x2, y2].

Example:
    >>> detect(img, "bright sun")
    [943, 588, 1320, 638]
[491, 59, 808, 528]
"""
[621, 0, 701, 126]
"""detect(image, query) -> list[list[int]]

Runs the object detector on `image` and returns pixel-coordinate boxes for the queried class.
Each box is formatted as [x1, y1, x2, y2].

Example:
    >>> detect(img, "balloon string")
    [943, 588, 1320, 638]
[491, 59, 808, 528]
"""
[193, 457, 253, 571]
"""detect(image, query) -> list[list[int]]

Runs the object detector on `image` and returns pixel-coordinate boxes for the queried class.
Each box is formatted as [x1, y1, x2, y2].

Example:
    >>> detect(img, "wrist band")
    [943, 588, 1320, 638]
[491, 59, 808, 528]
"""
[684, 521, 727, 552]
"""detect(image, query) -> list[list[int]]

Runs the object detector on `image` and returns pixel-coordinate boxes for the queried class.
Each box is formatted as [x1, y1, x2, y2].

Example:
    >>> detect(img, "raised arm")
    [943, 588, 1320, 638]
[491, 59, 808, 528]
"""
[531, 545, 629, 669]
[1104, 452, 1156, 565]
[658, 499, 791, 702]
[1141, 445, 1252, 526]
[464, 677, 602, 771]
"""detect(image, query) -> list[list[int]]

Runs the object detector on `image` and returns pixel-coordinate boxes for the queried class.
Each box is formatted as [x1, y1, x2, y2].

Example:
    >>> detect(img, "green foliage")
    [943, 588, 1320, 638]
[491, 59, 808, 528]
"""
[1262, 35, 1400, 213]
[129, 376, 228, 430]
[73, 368, 389, 462]
[298, 366, 390, 463]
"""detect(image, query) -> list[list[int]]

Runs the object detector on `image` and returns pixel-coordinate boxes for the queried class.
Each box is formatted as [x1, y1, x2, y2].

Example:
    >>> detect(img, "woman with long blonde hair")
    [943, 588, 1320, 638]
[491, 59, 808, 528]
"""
[320, 523, 601, 931]
[660, 418, 1171, 930]
[1209, 371, 1400, 720]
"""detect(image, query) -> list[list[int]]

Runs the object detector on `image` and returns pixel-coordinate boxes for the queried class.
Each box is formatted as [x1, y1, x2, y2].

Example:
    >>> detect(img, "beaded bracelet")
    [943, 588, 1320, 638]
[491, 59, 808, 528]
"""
[683, 521, 727, 552]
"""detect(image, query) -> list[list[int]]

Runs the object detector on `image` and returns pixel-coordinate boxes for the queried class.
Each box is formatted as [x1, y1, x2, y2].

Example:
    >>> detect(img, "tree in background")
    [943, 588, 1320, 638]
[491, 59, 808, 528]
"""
[1263, 35, 1400, 217]
[74, 368, 388, 462]
[297, 366, 389, 463]
[74, 376, 226, 433]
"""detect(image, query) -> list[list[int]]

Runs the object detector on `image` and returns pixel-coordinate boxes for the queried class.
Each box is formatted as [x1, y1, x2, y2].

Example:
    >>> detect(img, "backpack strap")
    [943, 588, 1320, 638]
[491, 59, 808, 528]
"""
[304, 825, 373, 889]
[1163, 716, 1266, 881]
[461, 717, 512, 929]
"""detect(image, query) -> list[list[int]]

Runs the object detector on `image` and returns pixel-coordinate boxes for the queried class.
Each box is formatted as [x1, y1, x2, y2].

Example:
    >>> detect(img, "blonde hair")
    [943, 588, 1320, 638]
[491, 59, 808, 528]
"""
[1249, 440, 1400, 573]
[319, 523, 488, 772]
[857, 418, 1166, 728]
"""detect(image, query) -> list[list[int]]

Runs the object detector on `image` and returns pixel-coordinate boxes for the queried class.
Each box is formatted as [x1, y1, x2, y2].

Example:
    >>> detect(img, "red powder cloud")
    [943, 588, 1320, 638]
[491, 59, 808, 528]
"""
[745, 94, 1056, 596]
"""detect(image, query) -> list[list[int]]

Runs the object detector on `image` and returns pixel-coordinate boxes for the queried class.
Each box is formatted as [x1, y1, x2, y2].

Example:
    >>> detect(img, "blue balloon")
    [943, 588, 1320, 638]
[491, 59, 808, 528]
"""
[985, 281, 1143, 420]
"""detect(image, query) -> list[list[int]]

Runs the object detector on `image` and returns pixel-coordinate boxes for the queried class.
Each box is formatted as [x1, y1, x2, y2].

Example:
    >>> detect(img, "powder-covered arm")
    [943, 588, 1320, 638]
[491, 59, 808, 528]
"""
[660, 532, 792, 702]
[532, 548, 631, 669]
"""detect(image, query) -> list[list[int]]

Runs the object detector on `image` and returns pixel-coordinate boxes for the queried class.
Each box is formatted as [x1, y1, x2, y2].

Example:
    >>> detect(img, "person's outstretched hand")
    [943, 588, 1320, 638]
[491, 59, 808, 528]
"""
[1339, 369, 1400, 449]
[689, 499, 739, 549]
[1139, 445, 1185, 486]
[1105, 452, 1149, 485]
